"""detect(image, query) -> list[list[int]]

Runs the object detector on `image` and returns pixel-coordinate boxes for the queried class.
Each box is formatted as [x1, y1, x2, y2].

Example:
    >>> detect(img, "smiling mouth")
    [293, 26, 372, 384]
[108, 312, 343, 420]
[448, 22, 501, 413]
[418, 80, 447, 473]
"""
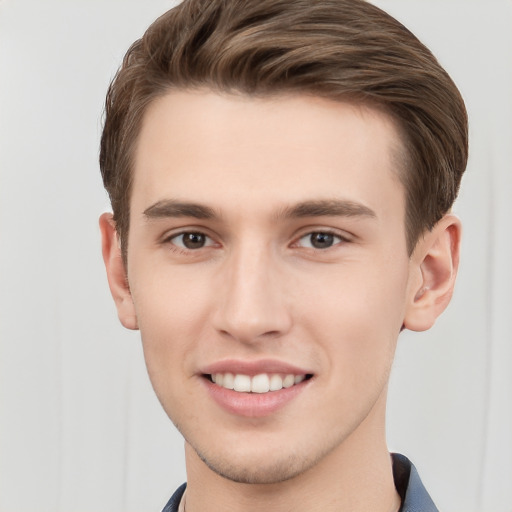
[205, 373, 313, 394]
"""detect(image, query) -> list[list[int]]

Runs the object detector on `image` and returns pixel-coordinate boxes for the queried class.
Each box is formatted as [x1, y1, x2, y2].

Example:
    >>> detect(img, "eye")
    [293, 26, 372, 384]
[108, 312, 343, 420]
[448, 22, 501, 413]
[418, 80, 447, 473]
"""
[169, 231, 215, 250]
[297, 231, 345, 249]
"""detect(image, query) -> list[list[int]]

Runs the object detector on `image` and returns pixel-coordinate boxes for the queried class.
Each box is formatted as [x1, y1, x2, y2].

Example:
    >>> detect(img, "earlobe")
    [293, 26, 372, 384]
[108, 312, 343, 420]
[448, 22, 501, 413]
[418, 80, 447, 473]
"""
[99, 213, 139, 330]
[403, 214, 461, 332]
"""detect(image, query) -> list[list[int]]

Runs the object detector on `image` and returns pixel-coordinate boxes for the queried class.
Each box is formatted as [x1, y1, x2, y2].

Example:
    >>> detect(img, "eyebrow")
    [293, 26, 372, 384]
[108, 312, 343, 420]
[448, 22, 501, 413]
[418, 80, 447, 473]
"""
[143, 200, 217, 219]
[142, 198, 376, 221]
[277, 199, 377, 220]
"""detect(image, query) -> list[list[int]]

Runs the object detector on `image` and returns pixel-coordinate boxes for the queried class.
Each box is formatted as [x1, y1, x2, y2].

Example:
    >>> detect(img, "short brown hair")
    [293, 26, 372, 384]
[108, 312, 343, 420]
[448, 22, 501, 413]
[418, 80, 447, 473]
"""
[100, 0, 468, 258]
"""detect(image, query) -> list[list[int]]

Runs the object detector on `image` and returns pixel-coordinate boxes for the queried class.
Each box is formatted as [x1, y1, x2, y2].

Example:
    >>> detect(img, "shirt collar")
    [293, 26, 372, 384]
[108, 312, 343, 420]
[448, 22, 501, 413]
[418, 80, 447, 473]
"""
[392, 453, 439, 512]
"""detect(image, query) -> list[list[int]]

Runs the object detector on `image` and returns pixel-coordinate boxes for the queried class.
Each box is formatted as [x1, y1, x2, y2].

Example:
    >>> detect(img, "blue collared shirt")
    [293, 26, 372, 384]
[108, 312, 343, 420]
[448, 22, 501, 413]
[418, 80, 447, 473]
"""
[162, 453, 438, 512]
[392, 453, 438, 512]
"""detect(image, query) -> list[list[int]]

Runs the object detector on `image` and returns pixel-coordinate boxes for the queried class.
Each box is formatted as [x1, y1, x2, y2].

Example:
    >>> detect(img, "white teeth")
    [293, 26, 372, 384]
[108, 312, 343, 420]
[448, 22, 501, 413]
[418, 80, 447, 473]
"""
[251, 374, 270, 393]
[269, 374, 283, 391]
[283, 374, 295, 388]
[211, 372, 307, 393]
[223, 373, 234, 389]
[233, 374, 251, 392]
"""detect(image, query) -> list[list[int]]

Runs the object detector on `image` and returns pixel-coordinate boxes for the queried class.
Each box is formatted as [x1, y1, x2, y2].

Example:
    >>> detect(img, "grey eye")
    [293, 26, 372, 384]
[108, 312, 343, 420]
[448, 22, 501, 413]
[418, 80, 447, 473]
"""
[298, 232, 341, 249]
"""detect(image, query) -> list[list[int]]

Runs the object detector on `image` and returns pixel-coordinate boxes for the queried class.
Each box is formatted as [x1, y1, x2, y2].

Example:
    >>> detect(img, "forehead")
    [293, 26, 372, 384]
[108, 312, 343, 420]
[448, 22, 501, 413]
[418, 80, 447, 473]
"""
[131, 89, 405, 221]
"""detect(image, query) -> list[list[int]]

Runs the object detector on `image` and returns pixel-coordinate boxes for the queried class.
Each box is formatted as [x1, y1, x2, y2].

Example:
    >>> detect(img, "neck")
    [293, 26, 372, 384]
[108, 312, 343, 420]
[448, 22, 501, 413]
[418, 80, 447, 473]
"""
[183, 391, 400, 512]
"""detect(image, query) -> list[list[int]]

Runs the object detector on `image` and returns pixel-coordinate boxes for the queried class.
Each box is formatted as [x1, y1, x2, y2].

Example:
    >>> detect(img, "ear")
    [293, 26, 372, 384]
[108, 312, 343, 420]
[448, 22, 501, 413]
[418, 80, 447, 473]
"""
[403, 214, 461, 332]
[99, 213, 138, 330]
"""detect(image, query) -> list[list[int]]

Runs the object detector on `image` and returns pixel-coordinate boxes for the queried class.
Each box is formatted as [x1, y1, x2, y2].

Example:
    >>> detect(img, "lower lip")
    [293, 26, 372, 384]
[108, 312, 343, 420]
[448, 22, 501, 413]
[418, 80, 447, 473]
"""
[202, 377, 310, 418]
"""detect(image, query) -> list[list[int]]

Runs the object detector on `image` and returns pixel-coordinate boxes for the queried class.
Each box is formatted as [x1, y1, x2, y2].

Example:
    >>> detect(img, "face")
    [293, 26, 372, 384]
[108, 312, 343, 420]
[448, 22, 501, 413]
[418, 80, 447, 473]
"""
[122, 90, 417, 484]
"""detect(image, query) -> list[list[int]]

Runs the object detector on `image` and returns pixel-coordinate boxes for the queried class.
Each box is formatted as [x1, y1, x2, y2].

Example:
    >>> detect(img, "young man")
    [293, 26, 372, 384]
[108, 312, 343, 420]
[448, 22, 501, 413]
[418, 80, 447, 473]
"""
[99, 1, 467, 511]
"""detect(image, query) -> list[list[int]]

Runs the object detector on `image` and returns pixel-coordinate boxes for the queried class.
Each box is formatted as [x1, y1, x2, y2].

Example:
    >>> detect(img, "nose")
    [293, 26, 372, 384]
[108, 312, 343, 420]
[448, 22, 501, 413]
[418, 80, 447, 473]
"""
[212, 243, 292, 344]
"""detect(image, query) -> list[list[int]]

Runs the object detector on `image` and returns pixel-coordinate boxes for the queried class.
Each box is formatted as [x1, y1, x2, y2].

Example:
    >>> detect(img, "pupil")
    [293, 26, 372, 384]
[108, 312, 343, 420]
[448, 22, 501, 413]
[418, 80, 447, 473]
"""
[311, 232, 334, 249]
[183, 233, 205, 249]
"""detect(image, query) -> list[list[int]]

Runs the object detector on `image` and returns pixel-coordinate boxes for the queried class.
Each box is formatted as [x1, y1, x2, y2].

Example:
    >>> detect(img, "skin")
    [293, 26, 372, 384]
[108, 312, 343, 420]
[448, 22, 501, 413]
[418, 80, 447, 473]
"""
[100, 90, 461, 512]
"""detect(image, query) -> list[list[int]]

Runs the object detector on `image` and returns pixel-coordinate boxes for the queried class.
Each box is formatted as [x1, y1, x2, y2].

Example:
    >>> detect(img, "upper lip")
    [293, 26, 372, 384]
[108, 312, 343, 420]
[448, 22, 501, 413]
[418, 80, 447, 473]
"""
[200, 358, 313, 377]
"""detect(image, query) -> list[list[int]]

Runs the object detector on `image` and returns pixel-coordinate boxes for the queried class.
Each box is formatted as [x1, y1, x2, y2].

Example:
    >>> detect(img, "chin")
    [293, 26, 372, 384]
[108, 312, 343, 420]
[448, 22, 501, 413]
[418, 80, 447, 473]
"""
[185, 430, 338, 485]
[197, 449, 315, 484]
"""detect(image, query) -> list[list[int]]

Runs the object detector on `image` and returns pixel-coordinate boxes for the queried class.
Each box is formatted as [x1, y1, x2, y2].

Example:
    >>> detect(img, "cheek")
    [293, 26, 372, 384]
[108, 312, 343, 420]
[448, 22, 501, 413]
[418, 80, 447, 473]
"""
[302, 253, 408, 323]
[302, 259, 409, 373]
[132, 277, 211, 423]
[129, 267, 213, 376]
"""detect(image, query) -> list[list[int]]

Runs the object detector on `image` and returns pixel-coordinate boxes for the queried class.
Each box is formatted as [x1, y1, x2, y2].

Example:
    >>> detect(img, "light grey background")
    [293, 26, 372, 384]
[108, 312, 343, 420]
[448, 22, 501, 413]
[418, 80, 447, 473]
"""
[1, 1, 511, 511]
